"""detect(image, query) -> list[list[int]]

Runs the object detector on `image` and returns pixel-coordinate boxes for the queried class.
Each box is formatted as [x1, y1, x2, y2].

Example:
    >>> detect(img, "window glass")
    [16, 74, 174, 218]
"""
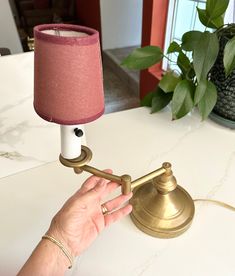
[164, 0, 235, 70]
[165, 0, 206, 70]
[173, 0, 206, 41]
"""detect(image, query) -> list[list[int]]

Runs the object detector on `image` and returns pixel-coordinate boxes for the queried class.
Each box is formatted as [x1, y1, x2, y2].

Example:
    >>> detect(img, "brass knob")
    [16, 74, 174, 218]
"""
[153, 162, 177, 194]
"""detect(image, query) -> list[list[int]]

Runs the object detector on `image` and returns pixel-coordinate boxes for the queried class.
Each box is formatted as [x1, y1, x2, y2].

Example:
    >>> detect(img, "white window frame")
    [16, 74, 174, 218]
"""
[162, 0, 235, 71]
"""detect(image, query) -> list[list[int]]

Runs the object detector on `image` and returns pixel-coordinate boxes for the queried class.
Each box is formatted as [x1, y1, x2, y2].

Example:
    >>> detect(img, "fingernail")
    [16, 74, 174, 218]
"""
[103, 168, 113, 174]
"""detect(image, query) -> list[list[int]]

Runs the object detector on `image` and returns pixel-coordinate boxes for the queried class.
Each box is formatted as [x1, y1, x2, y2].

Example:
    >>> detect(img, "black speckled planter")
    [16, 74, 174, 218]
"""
[209, 111, 235, 129]
[210, 25, 235, 128]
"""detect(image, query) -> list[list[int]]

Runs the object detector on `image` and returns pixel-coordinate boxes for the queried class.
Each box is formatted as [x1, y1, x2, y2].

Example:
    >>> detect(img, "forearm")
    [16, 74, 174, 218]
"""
[17, 173, 132, 275]
[17, 238, 69, 276]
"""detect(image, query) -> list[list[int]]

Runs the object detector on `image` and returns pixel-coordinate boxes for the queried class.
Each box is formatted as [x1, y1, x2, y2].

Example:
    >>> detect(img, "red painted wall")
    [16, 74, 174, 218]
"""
[75, 0, 102, 46]
[140, 0, 169, 99]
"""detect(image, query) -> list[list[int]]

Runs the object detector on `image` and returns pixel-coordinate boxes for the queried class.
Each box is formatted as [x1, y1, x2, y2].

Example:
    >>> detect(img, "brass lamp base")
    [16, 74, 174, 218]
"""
[130, 179, 195, 238]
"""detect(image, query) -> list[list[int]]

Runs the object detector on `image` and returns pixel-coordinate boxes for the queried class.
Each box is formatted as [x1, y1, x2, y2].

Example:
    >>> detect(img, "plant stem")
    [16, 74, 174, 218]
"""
[163, 54, 175, 64]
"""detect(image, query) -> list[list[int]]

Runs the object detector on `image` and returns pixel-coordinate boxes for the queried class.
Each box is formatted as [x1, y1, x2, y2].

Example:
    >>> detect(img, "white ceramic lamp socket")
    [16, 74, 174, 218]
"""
[60, 125, 83, 159]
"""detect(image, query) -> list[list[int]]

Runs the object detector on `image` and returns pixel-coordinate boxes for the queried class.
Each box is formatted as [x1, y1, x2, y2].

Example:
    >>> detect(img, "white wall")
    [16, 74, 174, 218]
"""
[224, 0, 235, 23]
[0, 0, 23, 54]
[100, 0, 143, 50]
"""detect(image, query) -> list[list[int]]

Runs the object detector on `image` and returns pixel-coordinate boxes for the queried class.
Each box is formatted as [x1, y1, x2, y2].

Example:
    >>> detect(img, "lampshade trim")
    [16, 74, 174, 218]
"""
[34, 102, 104, 125]
[34, 24, 99, 46]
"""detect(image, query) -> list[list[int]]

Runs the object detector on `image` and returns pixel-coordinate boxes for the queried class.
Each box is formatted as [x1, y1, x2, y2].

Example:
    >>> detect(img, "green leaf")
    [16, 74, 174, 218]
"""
[181, 31, 202, 51]
[140, 90, 156, 107]
[193, 32, 219, 82]
[197, 8, 224, 29]
[187, 67, 196, 79]
[194, 79, 216, 105]
[177, 52, 191, 76]
[198, 81, 217, 120]
[167, 41, 181, 54]
[206, 0, 229, 19]
[151, 87, 172, 113]
[172, 80, 195, 119]
[194, 80, 207, 104]
[223, 36, 235, 76]
[159, 71, 182, 93]
[121, 46, 163, 70]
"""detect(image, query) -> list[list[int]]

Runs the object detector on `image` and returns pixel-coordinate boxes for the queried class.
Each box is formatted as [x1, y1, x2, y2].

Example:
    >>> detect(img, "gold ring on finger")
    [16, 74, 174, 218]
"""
[101, 204, 109, 215]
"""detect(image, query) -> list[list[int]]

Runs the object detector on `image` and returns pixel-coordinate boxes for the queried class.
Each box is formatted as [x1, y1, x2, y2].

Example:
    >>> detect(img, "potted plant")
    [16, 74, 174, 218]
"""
[122, 0, 235, 127]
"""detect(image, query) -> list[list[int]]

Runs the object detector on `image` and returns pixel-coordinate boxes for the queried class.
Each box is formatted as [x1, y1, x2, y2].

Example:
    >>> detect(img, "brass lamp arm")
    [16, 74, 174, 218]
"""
[80, 164, 131, 194]
[80, 165, 124, 185]
[60, 145, 169, 195]
[131, 167, 166, 190]
[82, 164, 168, 194]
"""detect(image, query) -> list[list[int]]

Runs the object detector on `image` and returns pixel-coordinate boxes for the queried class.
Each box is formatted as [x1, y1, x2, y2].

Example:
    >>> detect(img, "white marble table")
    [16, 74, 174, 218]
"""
[0, 53, 235, 276]
[0, 52, 85, 179]
[0, 52, 60, 178]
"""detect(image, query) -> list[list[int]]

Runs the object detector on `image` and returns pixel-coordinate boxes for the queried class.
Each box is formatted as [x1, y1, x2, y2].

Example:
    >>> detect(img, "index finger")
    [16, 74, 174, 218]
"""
[78, 169, 113, 195]
[101, 181, 120, 198]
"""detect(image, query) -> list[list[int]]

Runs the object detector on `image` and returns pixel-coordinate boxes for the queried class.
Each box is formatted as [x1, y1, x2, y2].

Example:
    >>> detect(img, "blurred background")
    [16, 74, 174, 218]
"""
[0, 0, 234, 113]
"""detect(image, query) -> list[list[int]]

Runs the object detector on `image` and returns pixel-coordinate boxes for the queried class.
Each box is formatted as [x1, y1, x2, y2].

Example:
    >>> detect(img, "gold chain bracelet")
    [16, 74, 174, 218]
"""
[42, 234, 73, 269]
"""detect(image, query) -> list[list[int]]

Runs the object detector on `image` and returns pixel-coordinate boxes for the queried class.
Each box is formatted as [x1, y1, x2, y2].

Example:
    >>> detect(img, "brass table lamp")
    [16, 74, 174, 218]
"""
[60, 146, 195, 238]
[34, 24, 194, 239]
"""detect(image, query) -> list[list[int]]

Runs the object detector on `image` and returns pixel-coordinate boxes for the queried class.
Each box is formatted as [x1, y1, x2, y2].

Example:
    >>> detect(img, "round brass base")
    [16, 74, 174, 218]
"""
[130, 182, 195, 238]
[59, 145, 92, 168]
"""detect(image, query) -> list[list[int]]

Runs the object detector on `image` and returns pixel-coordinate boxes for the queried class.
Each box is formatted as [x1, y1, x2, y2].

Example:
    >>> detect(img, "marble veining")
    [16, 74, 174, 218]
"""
[0, 150, 46, 164]
[145, 114, 204, 170]
[132, 245, 170, 276]
[0, 53, 61, 178]
[0, 95, 32, 114]
[206, 150, 235, 199]
[0, 151, 24, 160]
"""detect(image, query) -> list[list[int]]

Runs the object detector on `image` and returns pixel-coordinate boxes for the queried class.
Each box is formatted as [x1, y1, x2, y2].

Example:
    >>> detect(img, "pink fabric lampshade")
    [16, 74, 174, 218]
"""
[34, 24, 104, 125]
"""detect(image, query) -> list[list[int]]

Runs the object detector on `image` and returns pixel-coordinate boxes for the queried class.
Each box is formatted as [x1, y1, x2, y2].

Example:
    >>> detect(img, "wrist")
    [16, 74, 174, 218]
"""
[47, 222, 74, 253]
[17, 238, 70, 276]
[40, 237, 71, 270]
[42, 232, 74, 269]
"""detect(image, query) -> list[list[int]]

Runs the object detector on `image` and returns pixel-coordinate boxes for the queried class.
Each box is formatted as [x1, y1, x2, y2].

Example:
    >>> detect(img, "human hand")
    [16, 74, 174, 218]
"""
[47, 170, 132, 257]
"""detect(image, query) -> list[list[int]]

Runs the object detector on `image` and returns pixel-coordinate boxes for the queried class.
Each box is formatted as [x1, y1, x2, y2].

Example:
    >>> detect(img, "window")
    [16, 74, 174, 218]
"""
[140, 0, 235, 98]
[163, 0, 235, 70]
